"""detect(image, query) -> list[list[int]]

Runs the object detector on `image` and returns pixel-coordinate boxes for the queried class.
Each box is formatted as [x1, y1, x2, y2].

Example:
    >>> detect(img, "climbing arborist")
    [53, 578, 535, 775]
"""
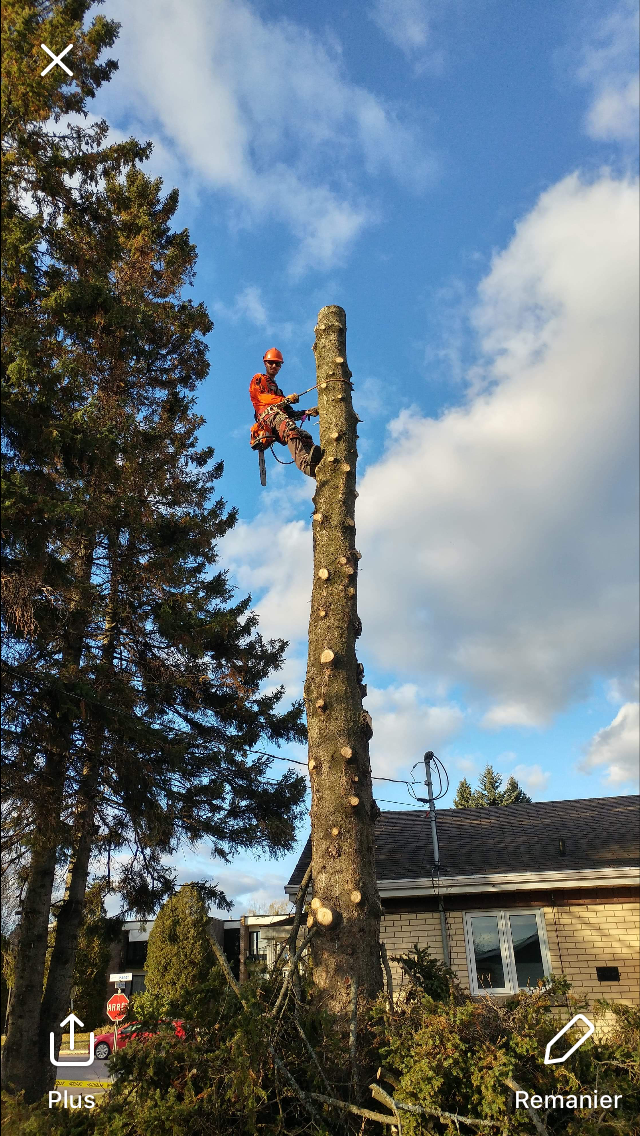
[250, 348, 322, 478]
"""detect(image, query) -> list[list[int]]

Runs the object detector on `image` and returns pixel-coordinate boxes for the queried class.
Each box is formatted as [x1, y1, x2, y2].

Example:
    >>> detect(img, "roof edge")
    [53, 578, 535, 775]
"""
[285, 865, 640, 899]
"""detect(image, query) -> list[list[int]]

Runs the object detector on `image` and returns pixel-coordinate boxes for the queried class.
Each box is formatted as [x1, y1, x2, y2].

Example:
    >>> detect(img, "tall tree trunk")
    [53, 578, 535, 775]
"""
[304, 305, 382, 1013]
[1, 539, 96, 1100]
[35, 746, 103, 1097]
[36, 541, 120, 1097]
[0, 754, 65, 1097]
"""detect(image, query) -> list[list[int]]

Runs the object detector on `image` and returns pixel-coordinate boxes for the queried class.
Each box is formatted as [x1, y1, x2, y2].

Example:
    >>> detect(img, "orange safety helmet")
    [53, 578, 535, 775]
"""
[263, 347, 284, 363]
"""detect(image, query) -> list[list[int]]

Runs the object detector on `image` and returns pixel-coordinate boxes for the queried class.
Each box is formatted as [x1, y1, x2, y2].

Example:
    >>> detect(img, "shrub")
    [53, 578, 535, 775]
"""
[391, 942, 459, 1002]
[143, 884, 216, 1002]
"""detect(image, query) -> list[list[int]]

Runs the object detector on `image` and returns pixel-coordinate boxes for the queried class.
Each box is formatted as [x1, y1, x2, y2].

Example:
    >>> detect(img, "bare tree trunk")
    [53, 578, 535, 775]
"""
[1, 538, 96, 1100]
[0, 761, 65, 1097]
[304, 306, 382, 1014]
[36, 541, 120, 1097]
[36, 747, 103, 1097]
[239, 915, 248, 984]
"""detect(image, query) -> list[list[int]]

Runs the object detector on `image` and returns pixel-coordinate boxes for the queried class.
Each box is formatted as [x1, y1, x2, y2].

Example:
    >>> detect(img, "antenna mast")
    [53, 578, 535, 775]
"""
[421, 750, 450, 967]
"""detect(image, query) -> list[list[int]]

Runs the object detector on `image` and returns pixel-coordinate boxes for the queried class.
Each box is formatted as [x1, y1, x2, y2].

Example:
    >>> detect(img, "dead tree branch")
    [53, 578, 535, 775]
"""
[504, 1079, 549, 1136]
[271, 926, 318, 1019]
[380, 941, 394, 1010]
[370, 1083, 500, 1130]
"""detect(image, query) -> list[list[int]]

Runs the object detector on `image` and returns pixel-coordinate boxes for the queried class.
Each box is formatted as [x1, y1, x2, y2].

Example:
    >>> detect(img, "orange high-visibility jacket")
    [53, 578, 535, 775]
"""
[249, 372, 288, 451]
[249, 373, 286, 417]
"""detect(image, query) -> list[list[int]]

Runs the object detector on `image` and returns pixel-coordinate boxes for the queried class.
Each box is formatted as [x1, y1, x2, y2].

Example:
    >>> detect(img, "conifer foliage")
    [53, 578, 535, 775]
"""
[143, 885, 216, 1004]
[1, 0, 305, 1100]
[453, 765, 532, 808]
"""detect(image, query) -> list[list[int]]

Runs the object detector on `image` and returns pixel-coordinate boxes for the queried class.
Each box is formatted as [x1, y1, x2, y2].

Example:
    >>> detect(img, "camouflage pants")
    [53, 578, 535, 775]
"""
[261, 406, 320, 477]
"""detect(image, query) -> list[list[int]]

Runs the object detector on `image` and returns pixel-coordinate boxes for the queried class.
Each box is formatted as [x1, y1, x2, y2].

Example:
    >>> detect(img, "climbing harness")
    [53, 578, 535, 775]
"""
[252, 381, 343, 486]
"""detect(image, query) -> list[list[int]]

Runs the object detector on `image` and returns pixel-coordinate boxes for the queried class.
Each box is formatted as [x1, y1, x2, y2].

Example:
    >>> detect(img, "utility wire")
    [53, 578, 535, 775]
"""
[250, 749, 420, 789]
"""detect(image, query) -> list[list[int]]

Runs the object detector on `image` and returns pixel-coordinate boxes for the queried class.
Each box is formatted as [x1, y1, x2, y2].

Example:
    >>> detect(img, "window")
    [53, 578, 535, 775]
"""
[463, 910, 550, 995]
[248, 930, 266, 962]
[125, 939, 148, 967]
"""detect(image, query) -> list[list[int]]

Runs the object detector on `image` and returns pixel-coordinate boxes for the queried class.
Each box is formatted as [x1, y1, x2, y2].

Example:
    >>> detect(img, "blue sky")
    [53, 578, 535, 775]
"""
[90, 0, 638, 914]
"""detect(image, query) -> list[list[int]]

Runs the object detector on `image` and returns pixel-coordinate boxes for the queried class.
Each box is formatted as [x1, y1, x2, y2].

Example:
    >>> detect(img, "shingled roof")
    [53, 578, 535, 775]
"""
[287, 795, 640, 889]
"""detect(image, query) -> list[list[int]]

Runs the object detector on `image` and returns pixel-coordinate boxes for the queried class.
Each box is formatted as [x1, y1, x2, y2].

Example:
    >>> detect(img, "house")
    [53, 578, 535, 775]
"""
[286, 795, 640, 1004]
[106, 913, 290, 997]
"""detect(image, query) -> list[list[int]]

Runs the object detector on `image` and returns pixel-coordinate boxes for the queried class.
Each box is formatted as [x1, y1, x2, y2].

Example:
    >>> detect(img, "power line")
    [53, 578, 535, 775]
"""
[250, 749, 424, 806]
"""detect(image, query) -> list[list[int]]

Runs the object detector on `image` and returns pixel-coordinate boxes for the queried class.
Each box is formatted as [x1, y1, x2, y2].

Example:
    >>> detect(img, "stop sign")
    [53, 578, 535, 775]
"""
[106, 992, 129, 1022]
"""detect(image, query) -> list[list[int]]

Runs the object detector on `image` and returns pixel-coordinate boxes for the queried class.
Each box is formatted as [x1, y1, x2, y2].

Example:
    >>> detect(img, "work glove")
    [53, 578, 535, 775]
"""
[304, 406, 319, 417]
[285, 393, 299, 404]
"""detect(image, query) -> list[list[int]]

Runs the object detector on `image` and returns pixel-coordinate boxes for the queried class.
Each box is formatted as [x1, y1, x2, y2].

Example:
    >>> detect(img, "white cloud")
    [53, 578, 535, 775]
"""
[510, 763, 551, 794]
[607, 671, 640, 705]
[102, 0, 435, 272]
[580, 702, 640, 787]
[356, 173, 639, 725]
[366, 684, 464, 776]
[369, 0, 448, 71]
[219, 173, 638, 732]
[222, 509, 313, 644]
[212, 285, 297, 342]
[577, 0, 639, 142]
[371, 0, 431, 54]
[453, 756, 477, 774]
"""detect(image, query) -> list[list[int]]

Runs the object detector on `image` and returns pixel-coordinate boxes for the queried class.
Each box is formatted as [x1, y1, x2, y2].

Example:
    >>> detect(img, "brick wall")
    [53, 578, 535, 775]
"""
[543, 900, 639, 1006]
[381, 898, 639, 1006]
[380, 910, 444, 993]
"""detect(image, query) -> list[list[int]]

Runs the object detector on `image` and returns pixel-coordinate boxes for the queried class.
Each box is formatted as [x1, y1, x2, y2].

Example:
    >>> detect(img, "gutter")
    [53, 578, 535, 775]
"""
[285, 865, 639, 900]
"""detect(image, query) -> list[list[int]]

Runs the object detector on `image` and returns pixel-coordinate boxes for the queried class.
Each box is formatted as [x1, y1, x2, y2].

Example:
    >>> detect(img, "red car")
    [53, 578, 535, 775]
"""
[93, 1020, 185, 1060]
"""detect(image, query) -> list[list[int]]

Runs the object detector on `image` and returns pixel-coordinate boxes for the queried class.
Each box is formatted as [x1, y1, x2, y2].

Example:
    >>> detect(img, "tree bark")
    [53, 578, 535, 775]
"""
[1, 538, 96, 1100]
[36, 746, 103, 1097]
[304, 305, 382, 1013]
[0, 764, 65, 1097]
[35, 540, 120, 1096]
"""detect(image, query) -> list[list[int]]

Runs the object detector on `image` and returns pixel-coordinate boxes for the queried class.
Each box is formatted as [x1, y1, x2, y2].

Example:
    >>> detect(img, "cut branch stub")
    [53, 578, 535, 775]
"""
[331, 826, 340, 837]
[348, 796, 360, 807]
[350, 890, 362, 905]
[311, 897, 322, 911]
[309, 759, 317, 771]
[316, 699, 325, 709]
[340, 746, 353, 760]
[317, 568, 329, 580]
[316, 906, 339, 928]
[320, 649, 335, 665]
[313, 513, 323, 522]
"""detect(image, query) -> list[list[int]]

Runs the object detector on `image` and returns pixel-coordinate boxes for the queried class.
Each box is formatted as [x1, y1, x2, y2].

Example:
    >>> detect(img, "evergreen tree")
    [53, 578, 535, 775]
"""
[475, 765, 504, 806]
[143, 885, 216, 1004]
[2, 0, 305, 1100]
[501, 775, 532, 806]
[452, 777, 474, 809]
[453, 765, 532, 808]
[67, 884, 122, 1030]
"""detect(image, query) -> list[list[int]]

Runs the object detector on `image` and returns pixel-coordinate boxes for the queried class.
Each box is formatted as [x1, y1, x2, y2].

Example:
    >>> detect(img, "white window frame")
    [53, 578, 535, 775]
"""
[463, 909, 551, 996]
